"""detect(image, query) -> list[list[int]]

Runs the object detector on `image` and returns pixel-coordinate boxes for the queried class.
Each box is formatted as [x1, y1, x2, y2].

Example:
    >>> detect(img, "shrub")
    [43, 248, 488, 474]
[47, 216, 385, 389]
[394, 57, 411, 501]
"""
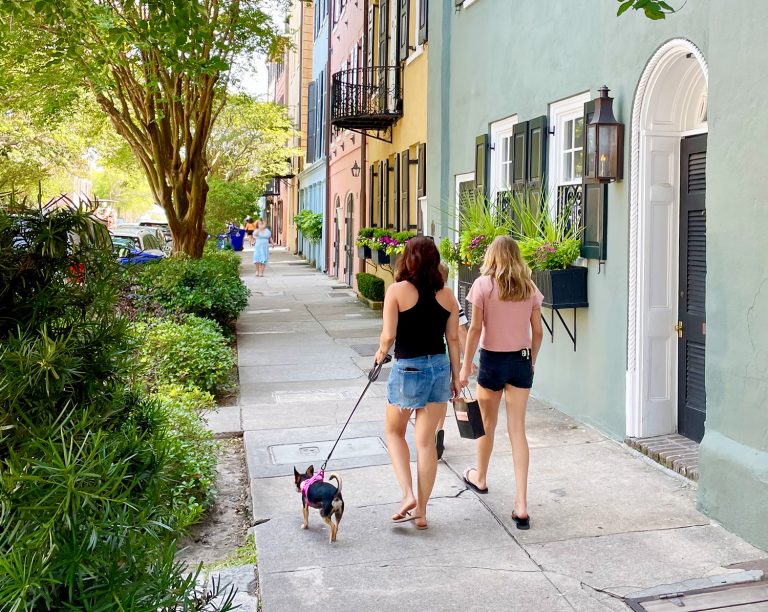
[134, 250, 249, 329]
[137, 315, 234, 394]
[357, 272, 385, 302]
[0, 203, 231, 610]
[153, 385, 219, 525]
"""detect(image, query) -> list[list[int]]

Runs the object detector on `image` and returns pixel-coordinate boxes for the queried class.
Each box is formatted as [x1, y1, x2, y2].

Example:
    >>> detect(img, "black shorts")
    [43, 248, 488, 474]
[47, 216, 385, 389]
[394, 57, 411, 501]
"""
[477, 348, 534, 391]
[246, 230, 254, 236]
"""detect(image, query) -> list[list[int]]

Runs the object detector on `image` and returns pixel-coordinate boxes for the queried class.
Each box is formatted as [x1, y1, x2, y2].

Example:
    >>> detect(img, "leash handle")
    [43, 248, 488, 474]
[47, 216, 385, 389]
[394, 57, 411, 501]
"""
[321, 354, 391, 471]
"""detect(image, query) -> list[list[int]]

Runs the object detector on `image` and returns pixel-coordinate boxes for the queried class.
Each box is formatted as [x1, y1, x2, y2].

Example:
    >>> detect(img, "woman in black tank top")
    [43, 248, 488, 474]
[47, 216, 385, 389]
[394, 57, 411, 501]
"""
[374, 237, 461, 530]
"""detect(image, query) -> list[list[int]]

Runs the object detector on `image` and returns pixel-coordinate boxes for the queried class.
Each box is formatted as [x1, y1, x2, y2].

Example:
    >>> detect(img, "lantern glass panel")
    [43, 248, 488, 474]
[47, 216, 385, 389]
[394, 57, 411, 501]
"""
[586, 124, 597, 178]
[598, 125, 617, 179]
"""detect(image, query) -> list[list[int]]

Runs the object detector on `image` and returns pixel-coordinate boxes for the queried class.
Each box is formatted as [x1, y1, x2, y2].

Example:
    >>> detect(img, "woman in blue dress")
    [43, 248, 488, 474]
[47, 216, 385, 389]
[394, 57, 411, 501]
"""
[253, 219, 273, 277]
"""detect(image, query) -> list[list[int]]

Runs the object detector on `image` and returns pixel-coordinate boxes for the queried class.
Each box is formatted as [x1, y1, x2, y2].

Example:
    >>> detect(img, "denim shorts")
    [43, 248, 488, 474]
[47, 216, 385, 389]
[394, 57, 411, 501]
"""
[477, 348, 534, 391]
[386, 353, 451, 409]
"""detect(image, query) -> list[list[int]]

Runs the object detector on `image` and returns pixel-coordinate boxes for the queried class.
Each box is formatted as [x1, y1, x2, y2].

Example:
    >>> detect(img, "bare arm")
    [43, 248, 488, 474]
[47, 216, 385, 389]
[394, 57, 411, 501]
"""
[374, 284, 399, 365]
[530, 307, 543, 370]
[442, 289, 461, 398]
[460, 304, 483, 388]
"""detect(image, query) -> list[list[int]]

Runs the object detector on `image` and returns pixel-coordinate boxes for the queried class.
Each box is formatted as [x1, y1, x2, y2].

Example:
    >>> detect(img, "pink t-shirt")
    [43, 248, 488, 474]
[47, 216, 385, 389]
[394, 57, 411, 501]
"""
[466, 275, 544, 352]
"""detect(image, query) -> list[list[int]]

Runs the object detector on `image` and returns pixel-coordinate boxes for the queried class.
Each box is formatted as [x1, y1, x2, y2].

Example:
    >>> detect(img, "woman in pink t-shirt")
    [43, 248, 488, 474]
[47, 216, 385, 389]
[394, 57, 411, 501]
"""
[459, 236, 544, 529]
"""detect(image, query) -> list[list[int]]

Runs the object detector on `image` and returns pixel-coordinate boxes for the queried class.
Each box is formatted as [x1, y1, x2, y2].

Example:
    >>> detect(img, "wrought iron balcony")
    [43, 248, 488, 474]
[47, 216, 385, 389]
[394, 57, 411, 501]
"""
[331, 66, 403, 131]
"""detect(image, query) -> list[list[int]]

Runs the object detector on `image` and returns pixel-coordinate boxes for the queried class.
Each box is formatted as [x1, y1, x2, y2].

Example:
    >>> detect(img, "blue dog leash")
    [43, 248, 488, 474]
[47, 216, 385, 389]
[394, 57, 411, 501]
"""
[320, 355, 392, 472]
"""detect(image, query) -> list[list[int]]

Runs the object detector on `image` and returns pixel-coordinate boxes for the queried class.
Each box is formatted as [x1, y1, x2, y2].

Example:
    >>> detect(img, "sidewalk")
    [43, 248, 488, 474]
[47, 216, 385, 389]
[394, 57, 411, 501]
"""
[216, 249, 766, 611]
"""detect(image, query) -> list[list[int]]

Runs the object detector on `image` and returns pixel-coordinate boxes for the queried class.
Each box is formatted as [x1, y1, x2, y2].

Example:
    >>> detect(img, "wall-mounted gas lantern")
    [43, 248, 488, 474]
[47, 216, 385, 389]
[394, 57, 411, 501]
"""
[585, 86, 624, 182]
[351, 160, 361, 177]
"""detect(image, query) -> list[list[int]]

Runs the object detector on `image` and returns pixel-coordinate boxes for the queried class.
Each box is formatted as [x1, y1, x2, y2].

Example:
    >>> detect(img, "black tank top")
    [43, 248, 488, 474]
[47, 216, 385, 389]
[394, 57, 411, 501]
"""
[394, 285, 450, 359]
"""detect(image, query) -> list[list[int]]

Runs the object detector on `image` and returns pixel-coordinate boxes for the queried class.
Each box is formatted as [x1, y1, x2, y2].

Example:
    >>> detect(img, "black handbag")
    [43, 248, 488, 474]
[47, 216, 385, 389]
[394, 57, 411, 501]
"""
[453, 389, 485, 439]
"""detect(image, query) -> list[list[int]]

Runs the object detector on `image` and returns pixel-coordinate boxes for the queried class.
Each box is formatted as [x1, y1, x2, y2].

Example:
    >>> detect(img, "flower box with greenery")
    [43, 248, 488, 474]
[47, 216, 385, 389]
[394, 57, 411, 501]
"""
[356, 227, 375, 258]
[509, 191, 588, 309]
[366, 229, 416, 266]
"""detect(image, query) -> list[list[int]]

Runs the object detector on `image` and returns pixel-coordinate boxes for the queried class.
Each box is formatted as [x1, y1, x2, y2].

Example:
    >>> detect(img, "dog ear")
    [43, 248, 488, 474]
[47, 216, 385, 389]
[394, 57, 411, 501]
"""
[307, 465, 314, 476]
[293, 467, 300, 478]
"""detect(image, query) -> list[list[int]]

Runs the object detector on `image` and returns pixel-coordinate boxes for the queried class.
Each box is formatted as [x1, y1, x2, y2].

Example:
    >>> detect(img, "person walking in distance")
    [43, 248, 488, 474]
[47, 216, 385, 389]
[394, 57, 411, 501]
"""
[459, 236, 544, 530]
[244, 217, 257, 247]
[375, 237, 461, 531]
[253, 219, 274, 277]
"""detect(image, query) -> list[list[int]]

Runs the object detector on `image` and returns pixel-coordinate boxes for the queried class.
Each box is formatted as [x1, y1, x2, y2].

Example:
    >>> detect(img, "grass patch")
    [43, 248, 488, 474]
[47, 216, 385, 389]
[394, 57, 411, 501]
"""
[206, 533, 258, 572]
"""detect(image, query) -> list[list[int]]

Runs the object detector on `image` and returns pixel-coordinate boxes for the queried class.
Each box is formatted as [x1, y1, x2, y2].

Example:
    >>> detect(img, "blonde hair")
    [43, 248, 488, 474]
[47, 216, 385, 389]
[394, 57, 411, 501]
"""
[438, 262, 449, 283]
[480, 236, 534, 301]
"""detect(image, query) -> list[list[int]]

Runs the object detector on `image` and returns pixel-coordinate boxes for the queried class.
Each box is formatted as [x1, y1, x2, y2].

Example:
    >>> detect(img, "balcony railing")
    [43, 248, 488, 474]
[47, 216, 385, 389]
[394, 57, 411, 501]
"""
[331, 66, 403, 131]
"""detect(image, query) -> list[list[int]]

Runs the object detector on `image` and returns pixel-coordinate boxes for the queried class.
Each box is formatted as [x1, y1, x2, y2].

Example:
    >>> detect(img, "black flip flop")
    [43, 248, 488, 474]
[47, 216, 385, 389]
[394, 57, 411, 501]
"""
[435, 429, 445, 460]
[462, 467, 488, 494]
[511, 512, 530, 530]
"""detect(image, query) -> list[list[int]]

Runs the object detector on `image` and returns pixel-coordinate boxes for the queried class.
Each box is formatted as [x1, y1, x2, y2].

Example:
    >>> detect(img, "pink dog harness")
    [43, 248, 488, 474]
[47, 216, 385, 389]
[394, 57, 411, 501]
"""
[300, 470, 325, 508]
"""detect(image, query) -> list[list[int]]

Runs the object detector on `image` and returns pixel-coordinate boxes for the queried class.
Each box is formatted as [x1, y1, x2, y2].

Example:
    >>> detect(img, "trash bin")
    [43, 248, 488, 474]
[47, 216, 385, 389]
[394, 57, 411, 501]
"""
[228, 228, 245, 251]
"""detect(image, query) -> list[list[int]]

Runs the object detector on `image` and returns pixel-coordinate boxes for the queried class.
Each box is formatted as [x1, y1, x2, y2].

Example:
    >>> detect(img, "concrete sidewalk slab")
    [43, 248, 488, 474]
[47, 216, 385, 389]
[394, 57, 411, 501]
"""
[250, 463, 466, 519]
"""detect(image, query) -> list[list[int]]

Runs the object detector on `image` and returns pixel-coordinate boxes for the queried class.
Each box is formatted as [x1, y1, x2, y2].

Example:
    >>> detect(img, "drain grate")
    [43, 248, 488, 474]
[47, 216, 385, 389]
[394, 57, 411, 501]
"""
[328, 292, 355, 298]
[626, 581, 768, 611]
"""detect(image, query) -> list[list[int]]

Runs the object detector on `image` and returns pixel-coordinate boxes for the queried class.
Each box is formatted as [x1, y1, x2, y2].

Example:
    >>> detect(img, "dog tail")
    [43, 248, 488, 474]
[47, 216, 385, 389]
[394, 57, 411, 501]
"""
[327, 472, 342, 497]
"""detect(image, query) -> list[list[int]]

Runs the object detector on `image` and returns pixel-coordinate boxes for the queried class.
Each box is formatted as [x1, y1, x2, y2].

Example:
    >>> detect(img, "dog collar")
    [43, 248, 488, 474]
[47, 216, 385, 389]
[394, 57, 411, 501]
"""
[300, 469, 325, 502]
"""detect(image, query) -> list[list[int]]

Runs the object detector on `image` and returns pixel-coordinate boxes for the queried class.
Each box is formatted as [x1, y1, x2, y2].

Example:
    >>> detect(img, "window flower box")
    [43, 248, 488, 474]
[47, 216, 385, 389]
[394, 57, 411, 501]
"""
[357, 245, 371, 259]
[371, 248, 390, 265]
[532, 267, 588, 308]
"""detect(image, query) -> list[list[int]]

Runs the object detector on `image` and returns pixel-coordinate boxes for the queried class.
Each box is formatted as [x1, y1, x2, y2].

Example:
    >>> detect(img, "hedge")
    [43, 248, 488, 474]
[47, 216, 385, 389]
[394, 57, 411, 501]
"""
[356, 272, 385, 302]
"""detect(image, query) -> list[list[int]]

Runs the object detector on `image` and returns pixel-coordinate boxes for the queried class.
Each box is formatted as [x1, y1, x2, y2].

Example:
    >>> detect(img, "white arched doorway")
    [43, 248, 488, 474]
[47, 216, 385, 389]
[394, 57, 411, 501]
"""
[626, 39, 709, 440]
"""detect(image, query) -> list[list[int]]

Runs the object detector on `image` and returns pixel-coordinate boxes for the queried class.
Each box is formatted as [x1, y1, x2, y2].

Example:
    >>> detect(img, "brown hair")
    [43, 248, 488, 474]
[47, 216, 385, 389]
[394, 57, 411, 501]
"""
[395, 236, 444, 291]
[481, 236, 534, 301]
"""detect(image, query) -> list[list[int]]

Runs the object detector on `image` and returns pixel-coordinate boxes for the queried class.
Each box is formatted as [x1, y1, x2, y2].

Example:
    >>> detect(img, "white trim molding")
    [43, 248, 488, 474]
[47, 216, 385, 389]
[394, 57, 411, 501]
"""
[626, 39, 708, 438]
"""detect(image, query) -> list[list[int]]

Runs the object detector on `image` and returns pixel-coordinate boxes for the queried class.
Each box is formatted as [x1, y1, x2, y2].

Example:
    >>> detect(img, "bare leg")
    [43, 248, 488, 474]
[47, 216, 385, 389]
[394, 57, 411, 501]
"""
[466, 384, 503, 491]
[385, 404, 416, 516]
[504, 384, 531, 518]
[413, 402, 445, 528]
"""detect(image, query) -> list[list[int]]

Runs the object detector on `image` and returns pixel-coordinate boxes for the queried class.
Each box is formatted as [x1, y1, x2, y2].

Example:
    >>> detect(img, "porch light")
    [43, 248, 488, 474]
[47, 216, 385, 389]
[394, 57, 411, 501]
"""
[585, 86, 624, 182]
[351, 161, 361, 177]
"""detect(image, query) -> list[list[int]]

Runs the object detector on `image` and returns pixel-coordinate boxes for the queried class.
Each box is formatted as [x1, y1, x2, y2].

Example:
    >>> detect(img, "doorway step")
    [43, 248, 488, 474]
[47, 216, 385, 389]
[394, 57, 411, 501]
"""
[626, 434, 699, 481]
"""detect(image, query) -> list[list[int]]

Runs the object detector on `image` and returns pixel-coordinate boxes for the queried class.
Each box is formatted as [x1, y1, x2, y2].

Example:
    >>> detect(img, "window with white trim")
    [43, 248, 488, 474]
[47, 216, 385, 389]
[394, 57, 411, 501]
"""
[489, 115, 518, 200]
[548, 92, 591, 187]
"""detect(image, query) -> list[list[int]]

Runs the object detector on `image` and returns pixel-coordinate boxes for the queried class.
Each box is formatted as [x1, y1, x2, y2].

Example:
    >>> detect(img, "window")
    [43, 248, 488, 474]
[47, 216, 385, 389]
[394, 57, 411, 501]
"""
[489, 115, 518, 200]
[549, 92, 591, 188]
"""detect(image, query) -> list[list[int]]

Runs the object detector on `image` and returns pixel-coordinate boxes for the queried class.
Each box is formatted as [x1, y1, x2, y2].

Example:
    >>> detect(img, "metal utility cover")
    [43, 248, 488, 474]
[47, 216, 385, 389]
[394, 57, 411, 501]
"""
[328, 292, 354, 298]
[268, 436, 387, 465]
[626, 581, 768, 611]
[350, 343, 379, 356]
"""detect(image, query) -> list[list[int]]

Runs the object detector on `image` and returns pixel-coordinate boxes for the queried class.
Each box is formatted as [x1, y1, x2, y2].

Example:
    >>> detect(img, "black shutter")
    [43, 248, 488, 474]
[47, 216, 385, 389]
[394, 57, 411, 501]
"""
[474, 134, 489, 197]
[527, 115, 548, 192]
[399, 0, 409, 61]
[417, 142, 426, 197]
[418, 0, 428, 44]
[306, 81, 317, 164]
[369, 163, 377, 227]
[367, 3, 375, 70]
[580, 100, 608, 260]
[511, 121, 528, 193]
[401, 150, 410, 229]
[378, 159, 387, 228]
[378, 0, 389, 111]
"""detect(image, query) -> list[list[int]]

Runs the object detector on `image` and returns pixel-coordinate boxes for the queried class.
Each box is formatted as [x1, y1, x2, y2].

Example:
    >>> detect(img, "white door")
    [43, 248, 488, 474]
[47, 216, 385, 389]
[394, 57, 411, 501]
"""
[639, 134, 680, 436]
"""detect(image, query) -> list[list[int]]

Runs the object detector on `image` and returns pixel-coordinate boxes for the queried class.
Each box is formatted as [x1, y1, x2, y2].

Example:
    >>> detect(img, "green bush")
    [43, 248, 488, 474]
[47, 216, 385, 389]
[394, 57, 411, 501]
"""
[357, 272, 385, 302]
[134, 250, 249, 329]
[0, 203, 231, 610]
[153, 385, 219, 525]
[137, 315, 234, 394]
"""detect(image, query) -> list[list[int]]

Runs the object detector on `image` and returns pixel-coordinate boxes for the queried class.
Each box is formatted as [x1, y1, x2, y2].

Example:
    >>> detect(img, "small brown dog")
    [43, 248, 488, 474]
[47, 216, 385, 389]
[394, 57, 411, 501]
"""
[293, 465, 344, 542]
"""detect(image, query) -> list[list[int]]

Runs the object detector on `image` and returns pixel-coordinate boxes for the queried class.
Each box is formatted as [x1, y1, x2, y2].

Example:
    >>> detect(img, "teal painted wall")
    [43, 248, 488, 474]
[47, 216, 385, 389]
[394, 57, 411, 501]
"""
[427, 0, 768, 548]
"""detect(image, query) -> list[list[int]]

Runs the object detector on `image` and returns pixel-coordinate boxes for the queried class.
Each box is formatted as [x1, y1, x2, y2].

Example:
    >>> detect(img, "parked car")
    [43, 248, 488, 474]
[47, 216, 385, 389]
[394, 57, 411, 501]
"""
[117, 223, 169, 249]
[110, 227, 166, 257]
[138, 221, 172, 242]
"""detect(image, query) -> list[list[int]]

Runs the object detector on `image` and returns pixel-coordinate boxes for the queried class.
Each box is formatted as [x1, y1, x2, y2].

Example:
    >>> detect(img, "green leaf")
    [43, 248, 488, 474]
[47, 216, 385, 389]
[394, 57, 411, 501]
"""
[616, 0, 635, 16]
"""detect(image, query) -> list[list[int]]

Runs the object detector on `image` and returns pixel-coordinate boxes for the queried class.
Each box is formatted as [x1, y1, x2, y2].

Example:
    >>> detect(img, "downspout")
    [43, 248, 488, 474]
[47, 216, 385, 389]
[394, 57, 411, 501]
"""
[294, 0, 304, 255]
[360, 0, 368, 239]
[325, 0, 333, 275]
